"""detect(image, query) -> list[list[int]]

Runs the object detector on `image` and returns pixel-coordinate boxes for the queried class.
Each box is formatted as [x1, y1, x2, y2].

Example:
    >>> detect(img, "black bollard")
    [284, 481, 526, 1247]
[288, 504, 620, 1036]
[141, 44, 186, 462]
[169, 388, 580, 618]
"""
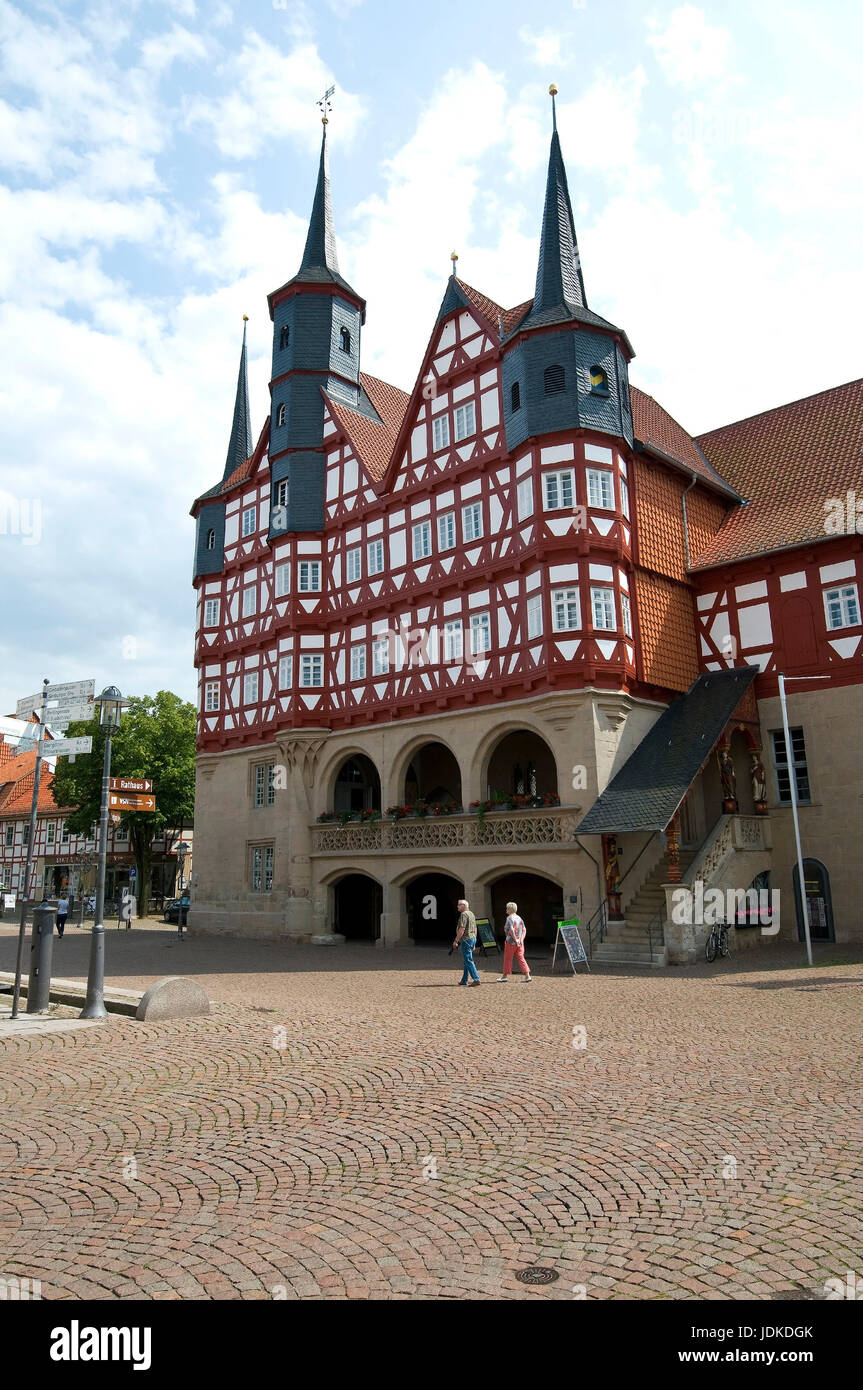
[27, 904, 56, 1014]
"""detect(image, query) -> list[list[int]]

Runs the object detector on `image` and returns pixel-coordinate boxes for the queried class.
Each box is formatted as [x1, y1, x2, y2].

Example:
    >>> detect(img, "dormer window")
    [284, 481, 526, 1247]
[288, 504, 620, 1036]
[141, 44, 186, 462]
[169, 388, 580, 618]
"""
[511, 381, 521, 413]
[279, 324, 290, 351]
[544, 364, 565, 395]
[276, 403, 286, 427]
[339, 326, 351, 354]
[589, 365, 609, 395]
[206, 528, 215, 551]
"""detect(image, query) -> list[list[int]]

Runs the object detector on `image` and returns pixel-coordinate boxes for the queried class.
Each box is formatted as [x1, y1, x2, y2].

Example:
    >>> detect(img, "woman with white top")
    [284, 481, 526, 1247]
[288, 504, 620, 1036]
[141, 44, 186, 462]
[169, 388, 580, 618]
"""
[496, 901, 532, 982]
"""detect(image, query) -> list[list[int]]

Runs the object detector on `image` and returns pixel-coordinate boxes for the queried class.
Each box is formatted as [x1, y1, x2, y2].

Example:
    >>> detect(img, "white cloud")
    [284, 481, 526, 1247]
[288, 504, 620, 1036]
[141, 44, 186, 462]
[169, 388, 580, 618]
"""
[140, 23, 209, 74]
[518, 26, 565, 68]
[183, 34, 364, 159]
[646, 5, 731, 87]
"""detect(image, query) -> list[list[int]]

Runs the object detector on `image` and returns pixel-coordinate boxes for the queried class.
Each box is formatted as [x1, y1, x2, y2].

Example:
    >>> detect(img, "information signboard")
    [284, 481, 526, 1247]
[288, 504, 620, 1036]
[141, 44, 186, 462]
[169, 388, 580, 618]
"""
[552, 917, 590, 974]
[474, 917, 499, 955]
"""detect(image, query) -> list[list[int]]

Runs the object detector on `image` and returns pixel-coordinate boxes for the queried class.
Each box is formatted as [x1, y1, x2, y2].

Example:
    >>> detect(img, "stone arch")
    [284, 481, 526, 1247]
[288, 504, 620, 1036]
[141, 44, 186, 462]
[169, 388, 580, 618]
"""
[316, 745, 383, 814]
[389, 733, 464, 808]
[478, 725, 560, 803]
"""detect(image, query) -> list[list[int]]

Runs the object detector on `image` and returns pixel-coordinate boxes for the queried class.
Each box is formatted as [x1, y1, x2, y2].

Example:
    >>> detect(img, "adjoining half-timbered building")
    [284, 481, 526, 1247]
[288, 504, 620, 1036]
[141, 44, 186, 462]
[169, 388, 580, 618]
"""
[190, 95, 863, 960]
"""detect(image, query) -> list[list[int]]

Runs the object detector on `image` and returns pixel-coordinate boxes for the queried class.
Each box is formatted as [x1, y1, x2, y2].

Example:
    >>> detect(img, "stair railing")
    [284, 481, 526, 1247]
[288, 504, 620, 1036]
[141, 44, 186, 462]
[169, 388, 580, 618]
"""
[583, 897, 609, 957]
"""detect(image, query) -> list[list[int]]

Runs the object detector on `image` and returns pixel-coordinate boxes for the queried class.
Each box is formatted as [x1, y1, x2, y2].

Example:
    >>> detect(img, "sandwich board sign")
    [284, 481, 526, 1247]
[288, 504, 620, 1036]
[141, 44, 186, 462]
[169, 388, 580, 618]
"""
[474, 917, 499, 955]
[552, 917, 590, 974]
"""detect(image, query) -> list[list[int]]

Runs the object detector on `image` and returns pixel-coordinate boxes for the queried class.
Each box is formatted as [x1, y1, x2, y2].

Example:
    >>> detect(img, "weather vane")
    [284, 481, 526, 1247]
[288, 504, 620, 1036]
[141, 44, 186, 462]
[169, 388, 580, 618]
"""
[318, 84, 335, 124]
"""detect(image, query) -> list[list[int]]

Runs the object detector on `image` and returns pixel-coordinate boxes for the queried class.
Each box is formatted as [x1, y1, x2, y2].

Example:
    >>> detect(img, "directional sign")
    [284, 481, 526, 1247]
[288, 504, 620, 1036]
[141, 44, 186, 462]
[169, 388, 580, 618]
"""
[16, 680, 94, 733]
[108, 792, 156, 812]
[109, 777, 153, 793]
[43, 736, 93, 757]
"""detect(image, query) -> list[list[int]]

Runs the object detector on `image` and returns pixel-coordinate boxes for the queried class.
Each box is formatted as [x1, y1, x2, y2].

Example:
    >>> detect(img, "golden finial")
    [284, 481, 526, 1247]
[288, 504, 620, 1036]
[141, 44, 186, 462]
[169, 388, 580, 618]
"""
[549, 83, 558, 96]
[242, 314, 249, 322]
[450, 251, 458, 279]
[549, 82, 558, 132]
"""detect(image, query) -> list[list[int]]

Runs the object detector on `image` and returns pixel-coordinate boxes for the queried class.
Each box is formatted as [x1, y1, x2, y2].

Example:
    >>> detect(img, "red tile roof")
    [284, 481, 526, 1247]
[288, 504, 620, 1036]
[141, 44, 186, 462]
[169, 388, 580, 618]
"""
[324, 372, 410, 484]
[631, 387, 737, 496]
[692, 378, 863, 569]
[0, 751, 66, 816]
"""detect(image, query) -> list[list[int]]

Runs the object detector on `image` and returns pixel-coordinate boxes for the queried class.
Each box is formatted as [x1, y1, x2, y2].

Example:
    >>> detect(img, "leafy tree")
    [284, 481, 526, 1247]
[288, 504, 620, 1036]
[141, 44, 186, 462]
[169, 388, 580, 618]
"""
[51, 691, 196, 917]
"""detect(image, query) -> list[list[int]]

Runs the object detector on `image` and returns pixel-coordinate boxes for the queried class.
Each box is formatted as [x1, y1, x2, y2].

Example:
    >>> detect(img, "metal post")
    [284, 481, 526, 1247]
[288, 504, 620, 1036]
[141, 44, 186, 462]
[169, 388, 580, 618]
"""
[11, 679, 49, 1019]
[27, 903, 56, 1013]
[80, 726, 112, 1019]
[778, 673, 813, 967]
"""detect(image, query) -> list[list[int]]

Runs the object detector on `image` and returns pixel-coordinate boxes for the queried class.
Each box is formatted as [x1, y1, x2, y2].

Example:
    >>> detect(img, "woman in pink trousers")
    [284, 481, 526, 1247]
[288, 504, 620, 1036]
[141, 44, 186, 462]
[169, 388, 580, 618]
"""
[496, 901, 532, 982]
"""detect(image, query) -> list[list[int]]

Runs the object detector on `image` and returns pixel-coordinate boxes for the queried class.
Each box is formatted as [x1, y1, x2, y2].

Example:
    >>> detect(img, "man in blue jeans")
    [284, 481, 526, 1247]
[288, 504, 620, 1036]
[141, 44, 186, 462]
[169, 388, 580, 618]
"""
[453, 898, 480, 986]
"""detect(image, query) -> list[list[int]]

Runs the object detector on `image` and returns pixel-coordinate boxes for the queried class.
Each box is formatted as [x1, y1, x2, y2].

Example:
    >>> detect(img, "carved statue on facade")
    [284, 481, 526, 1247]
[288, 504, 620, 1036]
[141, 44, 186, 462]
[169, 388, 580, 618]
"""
[604, 834, 623, 918]
[717, 746, 738, 811]
[750, 751, 768, 813]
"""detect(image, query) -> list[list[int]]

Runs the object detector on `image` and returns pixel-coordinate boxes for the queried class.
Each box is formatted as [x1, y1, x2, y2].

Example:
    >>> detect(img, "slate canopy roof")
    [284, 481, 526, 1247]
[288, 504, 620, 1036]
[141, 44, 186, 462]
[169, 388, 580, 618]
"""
[575, 668, 759, 835]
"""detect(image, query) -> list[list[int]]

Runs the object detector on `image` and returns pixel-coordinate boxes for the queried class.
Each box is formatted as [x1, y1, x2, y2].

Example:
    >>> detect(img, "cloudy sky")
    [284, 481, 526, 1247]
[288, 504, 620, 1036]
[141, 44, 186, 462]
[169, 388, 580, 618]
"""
[1, 0, 861, 716]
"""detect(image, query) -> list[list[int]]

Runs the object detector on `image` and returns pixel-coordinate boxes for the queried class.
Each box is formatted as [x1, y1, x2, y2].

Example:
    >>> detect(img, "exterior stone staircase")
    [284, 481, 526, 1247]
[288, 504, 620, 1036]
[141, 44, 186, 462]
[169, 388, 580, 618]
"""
[592, 849, 697, 968]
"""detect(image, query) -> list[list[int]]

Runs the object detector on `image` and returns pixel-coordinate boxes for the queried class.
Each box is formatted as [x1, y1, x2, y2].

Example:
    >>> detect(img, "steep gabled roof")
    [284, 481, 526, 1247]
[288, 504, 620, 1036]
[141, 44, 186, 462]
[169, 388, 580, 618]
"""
[222, 319, 253, 483]
[691, 378, 863, 569]
[631, 387, 741, 499]
[324, 372, 409, 483]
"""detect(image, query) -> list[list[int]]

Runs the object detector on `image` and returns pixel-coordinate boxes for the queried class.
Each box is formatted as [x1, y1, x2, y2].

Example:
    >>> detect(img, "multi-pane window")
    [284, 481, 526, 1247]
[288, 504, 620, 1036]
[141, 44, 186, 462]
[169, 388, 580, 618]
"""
[275, 479, 288, 508]
[432, 415, 450, 452]
[300, 655, 323, 688]
[5, 826, 12, 846]
[412, 520, 432, 559]
[276, 403, 286, 427]
[771, 728, 811, 805]
[824, 584, 860, 630]
[242, 585, 256, 618]
[115, 825, 128, 840]
[242, 505, 256, 537]
[372, 637, 390, 675]
[203, 598, 220, 627]
[367, 539, 384, 575]
[22, 825, 29, 846]
[591, 586, 616, 630]
[543, 470, 575, 510]
[444, 620, 463, 663]
[462, 503, 482, 542]
[346, 547, 362, 583]
[437, 512, 455, 550]
[243, 671, 259, 705]
[61, 823, 70, 843]
[278, 655, 293, 690]
[621, 592, 633, 637]
[350, 643, 366, 680]
[517, 477, 533, 521]
[250, 845, 274, 893]
[586, 469, 615, 510]
[254, 763, 276, 808]
[47, 822, 55, 844]
[206, 529, 216, 550]
[527, 594, 543, 639]
[619, 477, 630, 520]
[552, 588, 581, 632]
[204, 681, 220, 711]
[511, 381, 521, 412]
[298, 561, 321, 592]
[470, 611, 491, 656]
[275, 563, 290, 598]
[454, 401, 475, 441]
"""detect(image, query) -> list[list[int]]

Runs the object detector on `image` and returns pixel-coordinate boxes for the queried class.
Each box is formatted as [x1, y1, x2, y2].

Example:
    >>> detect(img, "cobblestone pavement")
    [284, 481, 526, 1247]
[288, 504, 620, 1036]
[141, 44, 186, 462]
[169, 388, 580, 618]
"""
[0, 929, 861, 1300]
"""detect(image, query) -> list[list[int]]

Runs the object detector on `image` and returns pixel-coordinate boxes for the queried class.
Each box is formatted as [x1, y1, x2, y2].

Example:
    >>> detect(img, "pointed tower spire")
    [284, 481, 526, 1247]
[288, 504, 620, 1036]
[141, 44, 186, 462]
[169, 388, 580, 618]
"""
[532, 84, 587, 316]
[222, 316, 252, 481]
[298, 119, 340, 280]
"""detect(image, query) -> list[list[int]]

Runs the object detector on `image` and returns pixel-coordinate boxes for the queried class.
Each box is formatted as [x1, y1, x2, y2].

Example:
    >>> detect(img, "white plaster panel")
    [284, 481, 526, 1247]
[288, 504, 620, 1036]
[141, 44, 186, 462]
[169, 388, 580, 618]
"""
[779, 571, 807, 592]
[737, 602, 773, 649]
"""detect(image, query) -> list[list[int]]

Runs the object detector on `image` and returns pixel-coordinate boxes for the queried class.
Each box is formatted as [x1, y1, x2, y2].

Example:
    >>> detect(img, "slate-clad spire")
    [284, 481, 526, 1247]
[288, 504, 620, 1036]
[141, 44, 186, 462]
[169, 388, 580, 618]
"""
[533, 85, 587, 315]
[223, 316, 252, 481]
[298, 121, 340, 279]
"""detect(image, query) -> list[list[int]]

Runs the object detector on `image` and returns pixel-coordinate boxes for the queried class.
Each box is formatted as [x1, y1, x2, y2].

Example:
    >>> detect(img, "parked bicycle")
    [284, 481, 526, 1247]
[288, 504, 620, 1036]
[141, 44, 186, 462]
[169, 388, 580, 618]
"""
[705, 919, 730, 962]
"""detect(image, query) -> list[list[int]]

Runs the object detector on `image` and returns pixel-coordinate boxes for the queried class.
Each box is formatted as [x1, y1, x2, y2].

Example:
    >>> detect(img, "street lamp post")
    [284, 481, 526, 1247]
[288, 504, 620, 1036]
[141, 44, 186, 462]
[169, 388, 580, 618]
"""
[80, 686, 128, 1019]
[777, 672, 829, 969]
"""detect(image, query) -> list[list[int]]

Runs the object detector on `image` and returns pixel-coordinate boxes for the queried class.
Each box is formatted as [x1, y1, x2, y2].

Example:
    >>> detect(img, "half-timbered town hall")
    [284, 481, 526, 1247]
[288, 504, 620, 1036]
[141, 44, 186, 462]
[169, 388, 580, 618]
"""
[190, 93, 863, 961]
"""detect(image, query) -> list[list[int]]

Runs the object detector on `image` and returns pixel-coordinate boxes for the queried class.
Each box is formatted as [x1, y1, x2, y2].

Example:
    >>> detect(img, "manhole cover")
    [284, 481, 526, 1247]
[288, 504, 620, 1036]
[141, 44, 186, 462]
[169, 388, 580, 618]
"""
[515, 1266, 559, 1286]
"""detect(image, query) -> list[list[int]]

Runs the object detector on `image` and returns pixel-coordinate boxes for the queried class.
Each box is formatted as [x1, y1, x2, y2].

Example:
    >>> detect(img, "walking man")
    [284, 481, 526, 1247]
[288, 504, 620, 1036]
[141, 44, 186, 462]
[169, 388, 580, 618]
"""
[496, 901, 531, 982]
[55, 893, 69, 939]
[453, 898, 480, 987]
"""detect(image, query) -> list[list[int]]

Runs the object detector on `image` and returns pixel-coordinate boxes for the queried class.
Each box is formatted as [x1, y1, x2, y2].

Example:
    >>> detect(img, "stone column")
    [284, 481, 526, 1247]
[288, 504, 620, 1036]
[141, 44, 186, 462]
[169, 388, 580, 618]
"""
[379, 877, 411, 948]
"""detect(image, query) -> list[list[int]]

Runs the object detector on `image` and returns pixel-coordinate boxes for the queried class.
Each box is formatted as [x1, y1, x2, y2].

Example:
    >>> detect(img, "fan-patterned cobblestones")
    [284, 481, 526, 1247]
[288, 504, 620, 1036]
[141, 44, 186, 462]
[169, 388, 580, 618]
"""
[1, 933, 861, 1300]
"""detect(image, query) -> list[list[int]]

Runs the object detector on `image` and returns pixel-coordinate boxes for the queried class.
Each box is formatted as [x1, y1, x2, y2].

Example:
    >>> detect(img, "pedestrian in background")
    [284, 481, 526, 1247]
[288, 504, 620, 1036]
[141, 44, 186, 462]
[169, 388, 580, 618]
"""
[55, 893, 69, 939]
[496, 901, 531, 982]
[453, 898, 480, 986]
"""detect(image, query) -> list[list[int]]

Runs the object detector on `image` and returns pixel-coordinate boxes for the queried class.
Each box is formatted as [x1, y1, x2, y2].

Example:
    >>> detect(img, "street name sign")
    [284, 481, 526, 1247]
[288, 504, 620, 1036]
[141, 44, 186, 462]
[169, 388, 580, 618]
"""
[109, 777, 153, 793]
[108, 792, 156, 812]
[43, 736, 93, 757]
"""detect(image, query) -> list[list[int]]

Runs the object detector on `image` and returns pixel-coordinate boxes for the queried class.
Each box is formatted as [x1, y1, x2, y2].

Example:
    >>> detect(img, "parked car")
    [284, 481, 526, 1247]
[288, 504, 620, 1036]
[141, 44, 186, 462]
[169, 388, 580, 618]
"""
[163, 896, 190, 924]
